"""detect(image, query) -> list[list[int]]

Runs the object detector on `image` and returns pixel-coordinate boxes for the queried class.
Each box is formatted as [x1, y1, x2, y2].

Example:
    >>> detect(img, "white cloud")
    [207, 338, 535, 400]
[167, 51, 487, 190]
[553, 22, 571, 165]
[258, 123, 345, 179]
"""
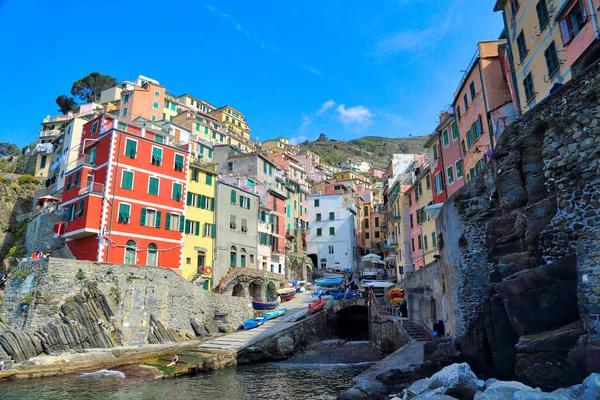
[290, 135, 308, 145]
[302, 65, 322, 77]
[317, 100, 336, 115]
[336, 104, 373, 126]
[203, 4, 250, 37]
[298, 114, 311, 133]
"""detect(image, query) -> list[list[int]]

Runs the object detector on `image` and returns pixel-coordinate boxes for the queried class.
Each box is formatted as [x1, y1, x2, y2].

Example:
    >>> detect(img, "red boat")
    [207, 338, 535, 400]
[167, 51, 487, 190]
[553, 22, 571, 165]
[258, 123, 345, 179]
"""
[308, 299, 325, 314]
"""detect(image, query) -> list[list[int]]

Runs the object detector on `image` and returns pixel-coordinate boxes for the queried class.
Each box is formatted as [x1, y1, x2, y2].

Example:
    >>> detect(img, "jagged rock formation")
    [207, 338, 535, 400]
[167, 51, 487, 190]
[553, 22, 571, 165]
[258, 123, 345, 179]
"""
[0, 258, 253, 364]
[437, 62, 600, 389]
[0, 177, 39, 261]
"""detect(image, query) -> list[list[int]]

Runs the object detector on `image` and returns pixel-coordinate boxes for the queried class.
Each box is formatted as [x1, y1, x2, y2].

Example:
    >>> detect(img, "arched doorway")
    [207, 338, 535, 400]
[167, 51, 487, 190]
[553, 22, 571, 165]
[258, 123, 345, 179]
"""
[147, 243, 158, 266]
[334, 305, 369, 340]
[248, 279, 265, 301]
[125, 240, 136, 264]
[232, 283, 245, 297]
[230, 246, 237, 268]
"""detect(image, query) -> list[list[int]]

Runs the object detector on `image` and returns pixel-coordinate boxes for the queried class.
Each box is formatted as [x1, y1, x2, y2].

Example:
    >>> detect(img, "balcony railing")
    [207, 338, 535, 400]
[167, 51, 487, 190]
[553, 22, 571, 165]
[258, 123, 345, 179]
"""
[39, 129, 61, 138]
[75, 154, 97, 168]
[78, 182, 105, 196]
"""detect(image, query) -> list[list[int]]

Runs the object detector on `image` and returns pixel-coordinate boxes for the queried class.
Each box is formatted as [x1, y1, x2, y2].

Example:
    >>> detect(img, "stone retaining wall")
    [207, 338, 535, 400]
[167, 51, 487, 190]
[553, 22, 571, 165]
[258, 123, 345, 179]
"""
[398, 261, 444, 331]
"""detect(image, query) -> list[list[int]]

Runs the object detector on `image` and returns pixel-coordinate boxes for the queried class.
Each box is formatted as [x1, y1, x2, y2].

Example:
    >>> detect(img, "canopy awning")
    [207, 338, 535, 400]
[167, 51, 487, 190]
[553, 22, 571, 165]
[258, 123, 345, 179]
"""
[361, 253, 382, 262]
[38, 195, 59, 202]
[424, 203, 443, 219]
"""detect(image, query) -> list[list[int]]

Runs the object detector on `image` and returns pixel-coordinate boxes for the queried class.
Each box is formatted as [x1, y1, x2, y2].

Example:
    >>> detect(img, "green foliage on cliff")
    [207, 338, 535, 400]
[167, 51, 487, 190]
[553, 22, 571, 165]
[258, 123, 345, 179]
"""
[17, 174, 38, 186]
[299, 135, 428, 169]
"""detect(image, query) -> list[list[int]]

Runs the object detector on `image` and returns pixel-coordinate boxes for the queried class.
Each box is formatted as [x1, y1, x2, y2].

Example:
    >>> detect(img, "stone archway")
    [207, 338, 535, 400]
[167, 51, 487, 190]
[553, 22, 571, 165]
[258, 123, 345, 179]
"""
[248, 279, 266, 301]
[267, 281, 278, 302]
[232, 283, 245, 297]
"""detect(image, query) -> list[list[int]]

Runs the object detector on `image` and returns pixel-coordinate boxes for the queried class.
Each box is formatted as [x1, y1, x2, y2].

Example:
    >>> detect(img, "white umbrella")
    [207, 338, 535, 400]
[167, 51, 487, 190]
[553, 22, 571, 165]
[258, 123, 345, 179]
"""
[374, 259, 386, 265]
[361, 253, 381, 262]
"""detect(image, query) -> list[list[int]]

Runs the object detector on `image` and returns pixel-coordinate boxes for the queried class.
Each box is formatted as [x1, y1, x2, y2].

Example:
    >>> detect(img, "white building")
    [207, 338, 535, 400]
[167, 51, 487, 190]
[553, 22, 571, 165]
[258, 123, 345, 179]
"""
[307, 194, 358, 270]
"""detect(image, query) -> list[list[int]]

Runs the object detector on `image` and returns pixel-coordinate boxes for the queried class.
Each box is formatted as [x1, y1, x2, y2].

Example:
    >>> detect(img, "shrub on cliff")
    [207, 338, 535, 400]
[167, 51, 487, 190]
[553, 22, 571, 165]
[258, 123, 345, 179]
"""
[17, 174, 38, 186]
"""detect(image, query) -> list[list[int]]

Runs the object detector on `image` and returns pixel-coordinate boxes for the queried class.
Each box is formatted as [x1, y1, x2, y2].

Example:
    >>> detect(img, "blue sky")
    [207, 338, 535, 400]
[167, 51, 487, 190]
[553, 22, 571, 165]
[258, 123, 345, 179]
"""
[0, 0, 504, 146]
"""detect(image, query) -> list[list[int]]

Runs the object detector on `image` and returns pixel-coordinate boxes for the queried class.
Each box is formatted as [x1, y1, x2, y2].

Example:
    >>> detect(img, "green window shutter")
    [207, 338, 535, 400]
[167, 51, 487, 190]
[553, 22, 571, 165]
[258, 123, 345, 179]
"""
[88, 148, 97, 166]
[125, 139, 137, 157]
[212, 224, 217, 238]
[179, 215, 185, 232]
[330, 227, 335, 235]
[263, 161, 267, 173]
[195, 221, 200, 236]
[187, 192, 193, 205]
[205, 174, 212, 185]
[270, 214, 274, 224]
[196, 194, 201, 208]
[246, 197, 251, 209]
[199, 195, 205, 209]
[140, 208, 146, 226]
[122, 170, 133, 190]
[185, 220, 190, 234]
[67, 175, 72, 191]
[210, 198, 215, 211]
[74, 171, 80, 187]
[152, 147, 163, 164]
[208, 149, 213, 158]
[149, 177, 159, 195]
[175, 154, 184, 171]
[155, 211, 161, 228]
[231, 190, 236, 204]
[172, 183, 182, 200]
[239, 195, 244, 207]
[165, 213, 171, 230]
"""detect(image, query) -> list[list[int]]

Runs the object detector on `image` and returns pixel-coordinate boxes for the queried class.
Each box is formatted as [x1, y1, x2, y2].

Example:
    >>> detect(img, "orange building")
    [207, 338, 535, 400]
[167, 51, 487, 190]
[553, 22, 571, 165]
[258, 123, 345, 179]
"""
[61, 114, 189, 270]
[119, 80, 166, 123]
[453, 40, 513, 182]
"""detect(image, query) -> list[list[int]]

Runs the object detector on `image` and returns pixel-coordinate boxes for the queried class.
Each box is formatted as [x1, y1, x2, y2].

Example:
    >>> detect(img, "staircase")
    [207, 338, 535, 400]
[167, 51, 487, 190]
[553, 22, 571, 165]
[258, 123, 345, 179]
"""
[401, 321, 431, 342]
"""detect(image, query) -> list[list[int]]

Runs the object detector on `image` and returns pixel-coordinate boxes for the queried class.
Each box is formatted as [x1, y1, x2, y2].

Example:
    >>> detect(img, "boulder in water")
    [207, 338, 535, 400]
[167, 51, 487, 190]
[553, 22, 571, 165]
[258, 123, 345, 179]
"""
[428, 363, 484, 399]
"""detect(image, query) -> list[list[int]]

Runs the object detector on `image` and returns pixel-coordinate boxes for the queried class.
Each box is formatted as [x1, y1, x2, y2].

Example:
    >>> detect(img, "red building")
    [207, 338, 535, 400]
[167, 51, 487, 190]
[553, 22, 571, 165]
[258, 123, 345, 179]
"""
[61, 114, 189, 269]
[424, 133, 447, 205]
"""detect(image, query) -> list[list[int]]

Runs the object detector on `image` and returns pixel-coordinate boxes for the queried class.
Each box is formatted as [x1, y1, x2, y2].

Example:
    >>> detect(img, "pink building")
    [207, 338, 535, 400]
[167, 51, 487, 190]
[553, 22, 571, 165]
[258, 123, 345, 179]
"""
[369, 167, 386, 179]
[407, 185, 423, 270]
[295, 154, 326, 183]
[436, 111, 464, 199]
[557, 0, 600, 76]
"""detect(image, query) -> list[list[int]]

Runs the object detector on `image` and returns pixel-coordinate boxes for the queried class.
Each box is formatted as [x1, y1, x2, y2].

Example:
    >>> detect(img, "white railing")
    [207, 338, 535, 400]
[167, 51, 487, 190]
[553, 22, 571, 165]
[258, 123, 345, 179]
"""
[78, 182, 105, 196]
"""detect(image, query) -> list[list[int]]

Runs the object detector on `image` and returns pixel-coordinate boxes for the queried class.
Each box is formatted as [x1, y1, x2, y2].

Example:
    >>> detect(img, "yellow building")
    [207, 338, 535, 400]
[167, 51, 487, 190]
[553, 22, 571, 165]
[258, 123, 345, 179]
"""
[494, 0, 571, 114]
[416, 172, 438, 266]
[183, 163, 219, 289]
[209, 105, 250, 140]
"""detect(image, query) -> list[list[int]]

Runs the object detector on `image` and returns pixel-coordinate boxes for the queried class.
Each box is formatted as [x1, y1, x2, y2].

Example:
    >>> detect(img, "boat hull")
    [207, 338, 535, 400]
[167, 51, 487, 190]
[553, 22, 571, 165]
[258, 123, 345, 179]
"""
[280, 292, 295, 302]
[309, 299, 325, 314]
[251, 300, 278, 310]
[315, 278, 343, 286]
[263, 308, 287, 320]
[243, 316, 266, 330]
[285, 308, 308, 322]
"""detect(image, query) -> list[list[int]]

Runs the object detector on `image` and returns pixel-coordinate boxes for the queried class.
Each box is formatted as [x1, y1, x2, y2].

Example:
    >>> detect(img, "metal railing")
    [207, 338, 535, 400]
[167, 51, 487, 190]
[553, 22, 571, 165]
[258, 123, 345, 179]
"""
[39, 129, 61, 138]
[78, 182, 104, 196]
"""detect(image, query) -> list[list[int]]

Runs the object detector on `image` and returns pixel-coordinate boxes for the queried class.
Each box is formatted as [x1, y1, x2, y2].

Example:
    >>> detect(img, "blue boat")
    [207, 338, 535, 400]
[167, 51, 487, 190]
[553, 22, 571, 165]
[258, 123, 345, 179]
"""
[243, 316, 266, 330]
[315, 277, 343, 286]
[251, 299, 278, 310]
[331, 291, 362, 300]
[263, 308, 287, 320]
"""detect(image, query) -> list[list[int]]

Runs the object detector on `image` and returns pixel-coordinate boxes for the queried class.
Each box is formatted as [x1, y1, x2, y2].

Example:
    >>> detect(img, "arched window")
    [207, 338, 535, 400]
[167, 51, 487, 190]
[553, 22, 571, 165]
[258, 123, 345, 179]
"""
[240, 248, 247, 268]
[125, 240, 136, 264]
[230, 246, 237, 268]
[147, 243, 158, 267]
[320, 258, 327, 270]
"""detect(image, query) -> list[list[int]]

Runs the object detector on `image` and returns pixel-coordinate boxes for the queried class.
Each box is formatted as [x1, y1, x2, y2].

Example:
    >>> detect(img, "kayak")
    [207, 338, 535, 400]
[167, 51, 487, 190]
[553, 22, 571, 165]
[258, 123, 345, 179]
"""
[308, 299, 325, 314]
[284, 308, 308, 322]
[243, 316, 266, 330]
[263, 308, 287, 320]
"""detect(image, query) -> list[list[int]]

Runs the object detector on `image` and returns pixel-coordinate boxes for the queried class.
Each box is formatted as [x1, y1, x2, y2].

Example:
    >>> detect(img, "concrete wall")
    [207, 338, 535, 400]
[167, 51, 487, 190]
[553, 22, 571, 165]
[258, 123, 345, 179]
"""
[399, 261, 445, 332]
[25, 212, 64, 254]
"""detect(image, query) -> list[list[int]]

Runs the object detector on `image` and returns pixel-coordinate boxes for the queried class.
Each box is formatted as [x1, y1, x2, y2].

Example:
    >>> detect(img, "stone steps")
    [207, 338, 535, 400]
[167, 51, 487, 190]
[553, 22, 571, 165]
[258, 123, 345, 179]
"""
[401, 322, 430, 342]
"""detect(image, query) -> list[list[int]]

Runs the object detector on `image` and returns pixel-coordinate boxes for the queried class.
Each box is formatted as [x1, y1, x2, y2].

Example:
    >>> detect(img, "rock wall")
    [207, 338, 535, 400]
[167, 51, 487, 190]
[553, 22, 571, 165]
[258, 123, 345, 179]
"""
[399, 261, 445, 331]
[0, 179, 39, 261]
[25, 212, 65, 254]
[0, 258, 252, 363]
[437, 61, 600, 389]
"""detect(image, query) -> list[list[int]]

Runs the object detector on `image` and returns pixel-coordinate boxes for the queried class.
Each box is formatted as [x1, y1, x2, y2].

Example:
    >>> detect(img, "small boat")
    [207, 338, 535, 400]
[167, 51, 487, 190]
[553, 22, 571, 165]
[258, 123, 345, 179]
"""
[277, 287, 296, 302]
[243, 316, 266, 330]
[323, 273, 344, 279]
[294, 285, 306, 293]
[331, 291, 362, 300]
[285, 308, 309, 322]
[309, 299, 325, 314]
[251, 299, 278, 310]
[263, 308, 287, 320]
[315, 277, 343, 286]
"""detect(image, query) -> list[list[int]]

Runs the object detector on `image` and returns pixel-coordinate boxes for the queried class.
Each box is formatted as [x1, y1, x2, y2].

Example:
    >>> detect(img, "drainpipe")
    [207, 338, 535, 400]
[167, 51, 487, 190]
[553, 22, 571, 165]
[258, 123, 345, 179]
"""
[477, 57, 495, 152]
[501, 11, 523, 116]
[587, 0, 600, 39]
[105, 130, 123, 263]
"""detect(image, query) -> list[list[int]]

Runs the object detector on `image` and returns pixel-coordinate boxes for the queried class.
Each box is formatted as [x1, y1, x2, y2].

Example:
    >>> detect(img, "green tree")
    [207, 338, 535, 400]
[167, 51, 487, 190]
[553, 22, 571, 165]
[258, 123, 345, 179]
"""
[70, 72, 117, 103]
[318, 133, 327, 141]
[56, 94, 77, 114]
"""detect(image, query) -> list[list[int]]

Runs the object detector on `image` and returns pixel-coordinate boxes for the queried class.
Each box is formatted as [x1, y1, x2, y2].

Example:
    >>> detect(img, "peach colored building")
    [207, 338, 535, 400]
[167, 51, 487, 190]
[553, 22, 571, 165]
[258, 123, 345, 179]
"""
[119, 81, 166, 123]
[557, 0, 600, 76]
[452, 40, 513, 182]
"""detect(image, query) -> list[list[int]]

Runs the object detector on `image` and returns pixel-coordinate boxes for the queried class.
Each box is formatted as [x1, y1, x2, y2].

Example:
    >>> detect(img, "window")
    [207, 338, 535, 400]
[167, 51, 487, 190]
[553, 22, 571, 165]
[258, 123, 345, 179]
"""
[447, 165, 455, 185]
[426, 174, 431, 190]
[456, 160, 464, 179]
[524, 72, 535, 103]
[328, 245, 334, 254]
[121, 170, 134, 190]
[148, 177, 160, 195]
[316, 213, 322, 222]
[91, 121, 99, 136]
[227, 162, 233, 172]
[432, 232, 437, 248]
[230, 246, 237, 268]
[124, 240, 136, 264]
[329, 227, 335, 235]
[118, 203, 131, 223]
[544, 41, 559, 77]
[559, 2, 587, 44]
[154, 135, 164, 144]
[118, 122, 127, 131]
[364, 206, 369, 216]
[88, 148, 97, 166]
[240, 249, 246, 268]
[125, 139, 137, 158]
[329, 212, 335, 220]
[241, 218, 248, 233]
[461, 139, 467, 155]
[451, 120, 459, 140]
[204, 223, 215, 237]
[140, 208, 161, 228]
[314, 199, 319, 207]
[39, 155, 47, 169]
[230, 189, 237, 204]
[375, 231, 380, 239]
[463, 93, 469, 111]
[433, 143, 439, 161]
[364, 219, 369, 229]
[205, 174, 213, 185]
[147, 243, 158, 266]
[172, 182, 182, 201]
[67, 175, 72, 191]
[174, 154, 184, 172]
[375, 217, 379, 227]
[151, 147, 163, 166]
[239, 195, 251, 209]
[470, 81, 476, 101]
[316, 228, 322, 236]
[418, 234, 423, 250]
[151, 115, 156, 122]
[536, 0, 549, 30]
[510, 0, 519, 16]
[410, 214, 414, 228]
[123, 107, 128, 117]
[408, 193, 412, 207]
[166, 213, 183, 231]
[424, 234, 428, 250]
[456, 105, 461, 121]
[154, 90, 160, 96]
[123, 93, 130, 103]
[517, 30, 528, 61]
[230, 215, 237, 230]
[153, 102, 159, 109]
[411, 238, 415, 252]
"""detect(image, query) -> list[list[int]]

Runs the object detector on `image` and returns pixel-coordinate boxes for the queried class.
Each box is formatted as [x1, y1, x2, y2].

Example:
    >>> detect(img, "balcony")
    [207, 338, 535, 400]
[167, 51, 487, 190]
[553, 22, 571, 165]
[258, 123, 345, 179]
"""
[391, 215, 401, 221]
[380, 225, 389, 232]
[39, 129, 61, 139]
[78, 182, 105, 196]
[75, 154, 97, 168]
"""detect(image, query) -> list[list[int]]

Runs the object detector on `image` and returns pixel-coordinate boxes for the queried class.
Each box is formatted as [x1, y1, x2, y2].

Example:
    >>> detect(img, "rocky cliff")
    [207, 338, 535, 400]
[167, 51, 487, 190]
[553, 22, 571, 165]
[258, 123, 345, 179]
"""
[0, 258, 252, 363]
[437, 62, 600, 390]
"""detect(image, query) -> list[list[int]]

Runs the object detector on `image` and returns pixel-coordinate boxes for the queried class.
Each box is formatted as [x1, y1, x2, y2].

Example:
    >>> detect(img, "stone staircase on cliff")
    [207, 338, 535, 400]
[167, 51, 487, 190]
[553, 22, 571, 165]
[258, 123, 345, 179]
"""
[401, 321, 431, 342]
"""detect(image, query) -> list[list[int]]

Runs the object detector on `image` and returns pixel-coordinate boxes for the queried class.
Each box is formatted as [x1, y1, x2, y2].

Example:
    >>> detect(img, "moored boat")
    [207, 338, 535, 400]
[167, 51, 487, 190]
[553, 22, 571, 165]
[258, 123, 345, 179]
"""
[323, 273, 344, 279]
[331, 291, 362, 300]
[308, 299, 325, 314]
[285, 307, 309, 322]
[243, 316, 266, 330]
[263, 308, 287, 320]
[277, 287, 296, 302]
[251, 299, 279, 310]
[315, 277, 343, 286]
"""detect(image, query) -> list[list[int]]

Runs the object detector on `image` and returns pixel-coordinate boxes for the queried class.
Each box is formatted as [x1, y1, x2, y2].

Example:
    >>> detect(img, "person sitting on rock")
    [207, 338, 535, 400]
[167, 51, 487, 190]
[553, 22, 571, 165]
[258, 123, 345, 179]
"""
[0, 357, 5, 372]
[166, 355, 179, 368]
